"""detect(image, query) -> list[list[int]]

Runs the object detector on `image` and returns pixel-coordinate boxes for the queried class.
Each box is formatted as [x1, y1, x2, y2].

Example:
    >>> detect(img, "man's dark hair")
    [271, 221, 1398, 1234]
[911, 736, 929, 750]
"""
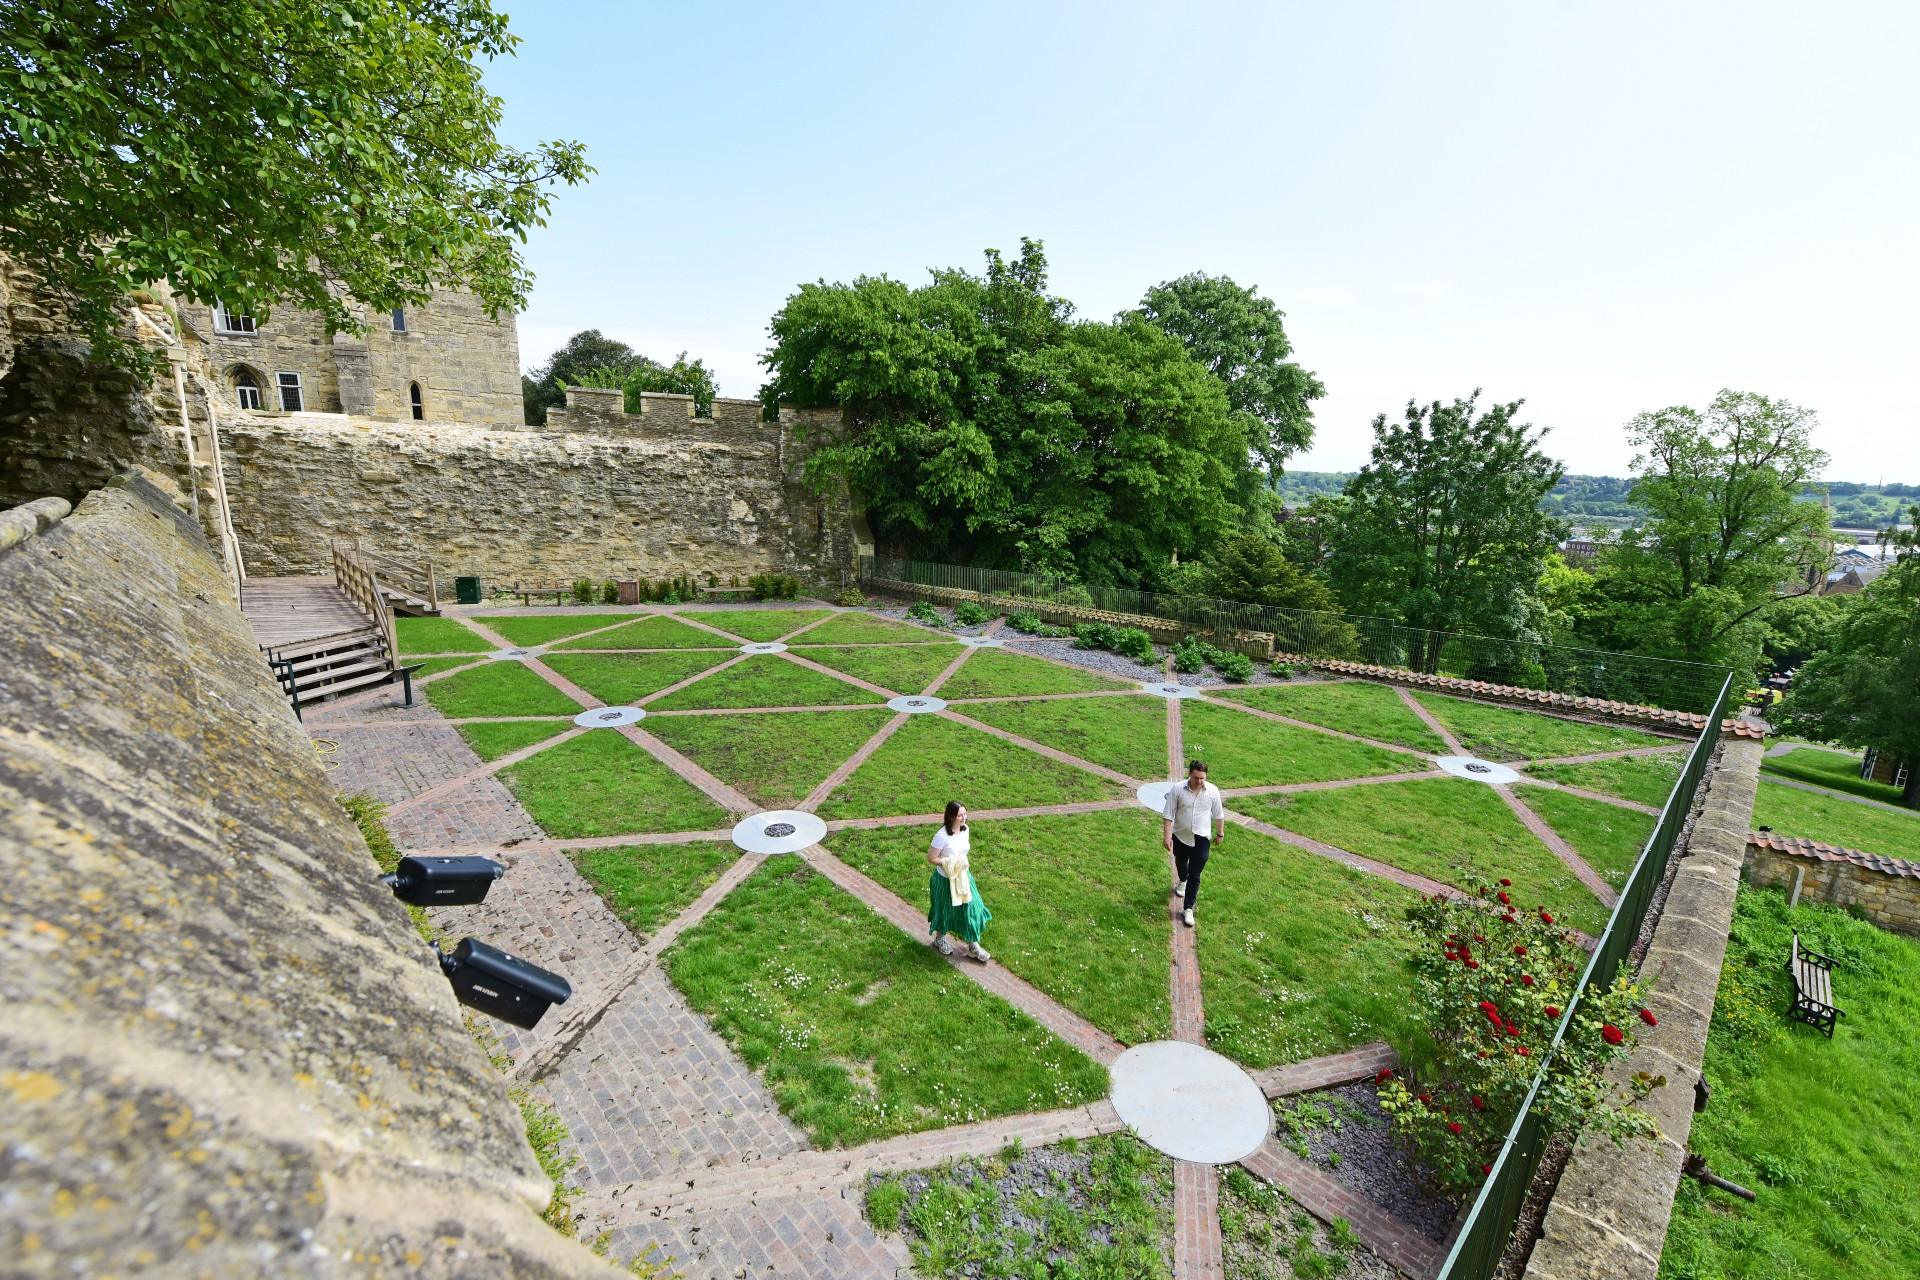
[1187, 759, 1208, 774]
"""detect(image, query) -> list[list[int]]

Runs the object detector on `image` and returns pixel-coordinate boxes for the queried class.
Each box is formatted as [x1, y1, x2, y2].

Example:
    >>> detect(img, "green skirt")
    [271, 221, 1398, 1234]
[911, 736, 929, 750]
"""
[928, 870, 991, 942]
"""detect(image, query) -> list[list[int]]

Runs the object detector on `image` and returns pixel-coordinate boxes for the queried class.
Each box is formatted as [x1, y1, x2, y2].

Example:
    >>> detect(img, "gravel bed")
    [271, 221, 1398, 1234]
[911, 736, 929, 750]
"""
[868, 602, 995, 638]
[1273, 1082, 1461, 1242]
[1003, 634, 1167, 682]
[1220, 1164, 1399, 1280]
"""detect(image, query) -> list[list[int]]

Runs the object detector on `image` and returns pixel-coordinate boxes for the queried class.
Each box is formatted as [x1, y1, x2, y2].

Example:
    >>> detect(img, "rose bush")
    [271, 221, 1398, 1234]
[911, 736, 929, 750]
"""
[1377, 876, 1664, 1191]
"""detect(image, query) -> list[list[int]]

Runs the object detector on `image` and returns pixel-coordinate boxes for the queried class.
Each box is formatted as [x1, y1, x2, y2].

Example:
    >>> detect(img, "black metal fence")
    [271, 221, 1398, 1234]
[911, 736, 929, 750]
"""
[861, 555, 1732, 714]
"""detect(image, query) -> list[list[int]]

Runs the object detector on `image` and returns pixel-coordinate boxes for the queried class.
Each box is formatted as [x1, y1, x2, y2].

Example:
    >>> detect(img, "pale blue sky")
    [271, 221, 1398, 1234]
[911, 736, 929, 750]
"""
[488, 2, 1920, 481]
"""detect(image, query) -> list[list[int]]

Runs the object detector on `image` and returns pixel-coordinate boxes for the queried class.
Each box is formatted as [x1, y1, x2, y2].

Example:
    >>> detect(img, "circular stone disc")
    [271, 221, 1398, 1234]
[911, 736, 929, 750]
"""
[1109, 1041, 1271, 1164]
[1140, 680, 1202, 700]
[957, 636, 1005, 648]
[886, 695, 948, 714]
[740, 641, 789, 654]
[490, 647, 538, 661]
[1435, 755, 1522, 785]
[573, 706, 645, 728]
[731, 809, 827, 855]
[1136, 780, 1175, 813]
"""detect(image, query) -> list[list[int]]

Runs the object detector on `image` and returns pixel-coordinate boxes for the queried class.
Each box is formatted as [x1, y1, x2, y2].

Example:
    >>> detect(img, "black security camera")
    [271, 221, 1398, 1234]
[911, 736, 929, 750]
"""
[437, 938, 572, 1030]
[382, 854, 505, 906]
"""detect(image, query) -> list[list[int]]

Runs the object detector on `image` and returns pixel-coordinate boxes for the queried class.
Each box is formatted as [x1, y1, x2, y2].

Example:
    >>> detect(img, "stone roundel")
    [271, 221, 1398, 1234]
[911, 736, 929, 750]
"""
[957, 636, 1005, 648]
[573, 706, 645, 728]
[1435, 755, 1522, 785]
[490, 647, 539, 661]
[740, 641, 789, 655]
[886, 694, 948, 714]
[1109, 1041, 1271, 1164]
[731, 809, 827, 855]
[1140, 680, 1202, 700]
[1135, 780, 1175, 813]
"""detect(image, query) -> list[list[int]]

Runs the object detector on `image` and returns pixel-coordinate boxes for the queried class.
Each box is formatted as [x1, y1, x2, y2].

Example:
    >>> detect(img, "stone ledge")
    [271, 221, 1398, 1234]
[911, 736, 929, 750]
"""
[0, 494, 72, 553]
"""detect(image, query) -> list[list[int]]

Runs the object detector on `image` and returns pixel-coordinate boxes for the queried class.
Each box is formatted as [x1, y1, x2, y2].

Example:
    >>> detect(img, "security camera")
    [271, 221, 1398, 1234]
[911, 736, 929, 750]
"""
[382, 854, 505, 906]
[437, 937, 572, 1030]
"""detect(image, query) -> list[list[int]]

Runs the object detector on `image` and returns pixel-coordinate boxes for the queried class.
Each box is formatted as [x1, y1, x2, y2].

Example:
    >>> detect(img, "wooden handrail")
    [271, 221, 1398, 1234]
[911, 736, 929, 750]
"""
[331, 542, 399, 665]
[355, 547, 439, 611]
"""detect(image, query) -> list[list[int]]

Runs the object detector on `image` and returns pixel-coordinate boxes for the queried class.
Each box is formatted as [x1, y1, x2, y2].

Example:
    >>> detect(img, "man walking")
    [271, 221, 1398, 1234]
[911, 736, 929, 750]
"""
[1162, 758, 1224, 928]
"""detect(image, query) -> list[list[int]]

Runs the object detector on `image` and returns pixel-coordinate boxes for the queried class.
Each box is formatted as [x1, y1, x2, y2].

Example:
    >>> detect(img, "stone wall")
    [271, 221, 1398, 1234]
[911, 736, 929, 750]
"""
[0, 472, 612, 1278]
[1744, 834, 1920, 938]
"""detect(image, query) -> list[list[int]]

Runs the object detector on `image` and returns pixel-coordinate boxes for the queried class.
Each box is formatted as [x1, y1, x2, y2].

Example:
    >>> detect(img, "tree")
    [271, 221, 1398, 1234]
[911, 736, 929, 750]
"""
[622, 351, 716, 417]
[1197, 533, 1337, 613]
[1777, 510, 1920, 808]
[1760, 593, 1852, 674]
[522, 330, 641, 424]
[1332, 393, 1566, 669]
[1135, 273, 1324, 474]
[1, 2, 588, 369]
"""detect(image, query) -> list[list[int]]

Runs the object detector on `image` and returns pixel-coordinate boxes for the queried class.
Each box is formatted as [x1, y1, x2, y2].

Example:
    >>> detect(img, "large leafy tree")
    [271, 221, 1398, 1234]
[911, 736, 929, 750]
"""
[527, 333, 716, 423]
[1, 1, 588, 367]
[1332, 393, 1566, 669]
[762, 240, 1248, 584]
[1197, 533, 1336, 613]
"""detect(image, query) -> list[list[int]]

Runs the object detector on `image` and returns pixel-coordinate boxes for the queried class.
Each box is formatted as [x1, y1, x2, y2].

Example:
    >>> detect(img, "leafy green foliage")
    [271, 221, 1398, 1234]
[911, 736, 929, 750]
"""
[748, 572, 801, 600]
[1005, 609, 1070, 638]
[1072, 622, 1156, 664]
[1215, 652, 1255, 682]
[951, 600, 995, 627]
[341, 793, 433, 943]
[1196, 532, 1338, 613]
[905, 601, 946, 628]
[522, 331, 714, 424]
[1761, 748, 1905, 806]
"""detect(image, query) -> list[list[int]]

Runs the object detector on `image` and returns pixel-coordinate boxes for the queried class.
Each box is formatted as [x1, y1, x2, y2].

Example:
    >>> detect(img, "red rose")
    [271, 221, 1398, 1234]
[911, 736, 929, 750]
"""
[1418, 1093, 1431, 1104]
[1499, 878, 1512, 887]
[1471, 1095, 1485, 1110]
[1465, 958, 1480, 970]
[1639, 1008, 1658, 1027]
[1477, 1050, 1490, 1058]
[1474, 934, 1487, 944]
[1515, 1045, 1530, 1056]
[1376, 1068, 1393, 1084]
[1513, 945, 1528, 957]
[1540, 911, 1555, 925]
[1544, 1005, 1561, 1018]
[1497, 891, 1511, 905]
[1482, 1163, 1493, 1175]
[1601, 1024, 1625, 1046]
[1505, 1023, 1519, 1036]
[1444, 949, 1458, 961]
[1520, 974, 1535, 987]
[1448, 1121, 1464, 1134]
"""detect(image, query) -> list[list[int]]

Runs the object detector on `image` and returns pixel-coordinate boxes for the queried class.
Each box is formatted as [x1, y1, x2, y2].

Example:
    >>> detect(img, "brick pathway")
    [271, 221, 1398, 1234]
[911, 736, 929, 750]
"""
[1396, 686, 1464, 754]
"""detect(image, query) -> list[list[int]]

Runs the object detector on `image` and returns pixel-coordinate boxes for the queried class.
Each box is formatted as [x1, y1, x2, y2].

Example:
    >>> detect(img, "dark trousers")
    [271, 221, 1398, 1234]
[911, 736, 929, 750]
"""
[1173, 835, 1211, 910]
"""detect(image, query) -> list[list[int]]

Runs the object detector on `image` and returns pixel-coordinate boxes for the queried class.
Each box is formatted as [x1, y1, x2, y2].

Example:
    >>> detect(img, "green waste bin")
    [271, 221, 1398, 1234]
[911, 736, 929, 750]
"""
[454, 575, 483, 605]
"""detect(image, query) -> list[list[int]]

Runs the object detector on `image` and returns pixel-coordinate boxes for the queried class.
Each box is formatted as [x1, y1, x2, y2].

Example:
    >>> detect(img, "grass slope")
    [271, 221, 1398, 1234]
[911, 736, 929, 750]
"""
[1522, 753, 1683, 808]
[1762, 748, 1906, 806]
[792, 643, 966, 695]
[816, 714, 1123, 819]
[664, 858, 1108, 1146]
[472, 612, 631, 646]
[644, 709, 893, 808]
[959, 695, 1171, 781]
[684, 608, 833, 642]
[395, 615, 490, 654]
[1516, 785, 1656, 890]
[648, 656, 883, 711]
[456, 719, 570, 762]
[937, 649, 1134, 699]
[413, 655, 481, 678]
[829, 809, 1174, 1045]
[500, 731, 731, 837]
[425, 661, 582, 718]
[552, 614, 732, 650]
[1412, 693, 1672, 762]
[1179, 701, 1424, 788]
[1216, 681, 1448, 753]
[1754, 781, 1920, 857]
[540, 651, 729, 705]
[567, 841, 741, 942]
[797, 613, 950, 645]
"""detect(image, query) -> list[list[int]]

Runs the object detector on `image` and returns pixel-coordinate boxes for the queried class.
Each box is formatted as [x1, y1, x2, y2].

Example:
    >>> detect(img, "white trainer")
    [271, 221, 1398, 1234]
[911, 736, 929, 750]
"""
[969, 942, 992, 963]
[933, 936, 955, 956]
[1183, 909, 1195, 928]
[1173, 879, 1185, 897]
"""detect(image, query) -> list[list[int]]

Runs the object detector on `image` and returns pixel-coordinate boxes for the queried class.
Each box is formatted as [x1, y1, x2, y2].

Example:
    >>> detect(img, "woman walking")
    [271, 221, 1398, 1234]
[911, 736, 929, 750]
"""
[928, 801, 992, 963]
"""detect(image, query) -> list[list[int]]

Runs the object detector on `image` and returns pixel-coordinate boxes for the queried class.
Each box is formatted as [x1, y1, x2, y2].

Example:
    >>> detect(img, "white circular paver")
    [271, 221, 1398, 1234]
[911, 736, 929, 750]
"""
[886, 694, 949, 714]
[1435, 755, 1522, 785]
[740, 641, 789, 654]
[1109, 1041, 1271, 1164]
[1140, 680, 1202, 700]
[731, 810, 827, 855]
[573, 706, 645, 728]
[1136, 781, 1175, 813]
[490, 647, 539, 661]
[957, 636, 1005, 648]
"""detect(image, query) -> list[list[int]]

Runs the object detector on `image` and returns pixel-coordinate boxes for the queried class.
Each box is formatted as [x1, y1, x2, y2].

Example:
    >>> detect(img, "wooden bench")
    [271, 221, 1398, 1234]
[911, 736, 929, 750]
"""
[511, 583, 573, 607]
[699, 585, 756, 600]
[1788, 931, 1844, 1037]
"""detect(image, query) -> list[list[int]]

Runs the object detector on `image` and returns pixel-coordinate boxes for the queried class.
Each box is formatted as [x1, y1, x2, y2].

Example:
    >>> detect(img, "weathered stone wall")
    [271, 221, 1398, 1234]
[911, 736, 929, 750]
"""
[199, 296, 345, 414]
[0, 472, 612, 1278]
[1744, 836, 1920, 938]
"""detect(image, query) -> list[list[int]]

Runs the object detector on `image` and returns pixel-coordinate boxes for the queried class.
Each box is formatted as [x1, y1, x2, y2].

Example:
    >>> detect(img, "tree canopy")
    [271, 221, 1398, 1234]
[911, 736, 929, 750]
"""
[1, 0, 587, 366]
[523, 332, 716, 423]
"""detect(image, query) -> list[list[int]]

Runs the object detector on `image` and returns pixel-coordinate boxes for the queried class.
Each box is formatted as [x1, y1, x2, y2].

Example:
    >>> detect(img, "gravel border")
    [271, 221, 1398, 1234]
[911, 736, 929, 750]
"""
[1220, 1164, 1400, 1280]
[1273, 1083, 1461, 1242]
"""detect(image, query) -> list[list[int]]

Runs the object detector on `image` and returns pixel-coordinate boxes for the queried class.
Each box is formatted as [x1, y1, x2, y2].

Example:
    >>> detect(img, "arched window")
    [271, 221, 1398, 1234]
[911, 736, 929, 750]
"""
[409, 382, 424, 420]
[233, 368, 263, 410]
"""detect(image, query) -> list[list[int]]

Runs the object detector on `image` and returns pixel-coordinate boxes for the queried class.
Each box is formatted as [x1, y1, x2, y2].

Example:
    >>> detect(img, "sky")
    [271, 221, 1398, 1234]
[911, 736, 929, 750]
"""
[486, 2, 1920, 482]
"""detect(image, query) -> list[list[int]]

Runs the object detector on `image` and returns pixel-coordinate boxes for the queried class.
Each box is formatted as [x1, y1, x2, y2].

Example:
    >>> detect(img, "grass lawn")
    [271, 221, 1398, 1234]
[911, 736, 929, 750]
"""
[664, 858, 1109, 1146]
[1214, 680, 1449, 753]
[551, 613, 732, 650]
[1516, 785, 1656, 890]
[456, 719, 570, 762]
[499, 731, 732, 837]
[412, 655, 481, 678]
[647, 656, 885, 711]
[424, 661, 582, 718]
[1754, 781, 1920, 857]
[864, 1134, 1172, 1280]
[644, 709, 893, 808]
[829, 809, 1174, 1045]
[792, 643, 966, 695]
[1661, 888, 1920, 1280]
[683, 608, 833, 642]
[1412, 693, 1673, 762]
[1196, 825, 1420, 1068]
[958, 694, 1171, 780]
[1179, 701, 1426, 788]
[395, 615, 490, 654]
[936, 648, 1135, 699]
[1236, 778, 1611, 936]
[471, 612, 631, 646]
[796, 613, 950, 645]
[540, 651, 730, 705]
[816, 714, 1124, 819]
[1522, 752, 1683, 808]
[1761, 747, 1905, 806]
[567, 840, 742, 941]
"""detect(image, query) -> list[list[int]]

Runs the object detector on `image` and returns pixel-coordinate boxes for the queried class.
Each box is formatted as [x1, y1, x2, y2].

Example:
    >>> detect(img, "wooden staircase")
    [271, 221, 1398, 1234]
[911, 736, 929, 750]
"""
[243, 544, 418, 711]
[342, 541, 443, 616]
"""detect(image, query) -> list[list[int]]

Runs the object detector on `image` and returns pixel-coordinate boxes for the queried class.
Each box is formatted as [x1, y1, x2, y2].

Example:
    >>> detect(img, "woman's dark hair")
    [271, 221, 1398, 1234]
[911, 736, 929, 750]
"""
[943, 800, 962, 834]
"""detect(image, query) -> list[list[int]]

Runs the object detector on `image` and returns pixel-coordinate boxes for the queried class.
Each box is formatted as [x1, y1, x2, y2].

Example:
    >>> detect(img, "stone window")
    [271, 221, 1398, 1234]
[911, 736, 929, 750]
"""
[233, 368, 263, 410]
[409, 381, 425, 421]
[213, 301, 256, 335]
[276, 371, 304, 412]
[391, 307, 407, 332]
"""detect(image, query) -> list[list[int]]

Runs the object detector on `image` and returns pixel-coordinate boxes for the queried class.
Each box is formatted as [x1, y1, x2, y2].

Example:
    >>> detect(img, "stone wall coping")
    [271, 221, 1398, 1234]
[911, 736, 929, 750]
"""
[0, 494, 73, 554]
[1748, 831, 1920, 878]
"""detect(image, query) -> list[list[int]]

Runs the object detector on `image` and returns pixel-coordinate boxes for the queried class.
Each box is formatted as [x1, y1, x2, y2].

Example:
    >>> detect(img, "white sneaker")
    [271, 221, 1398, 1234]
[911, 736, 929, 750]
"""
[969, 942, 992, 963]
[933, 936, 955, 956]
[1173, 880, 1185, 897]
[1183, 909, 1195, 928]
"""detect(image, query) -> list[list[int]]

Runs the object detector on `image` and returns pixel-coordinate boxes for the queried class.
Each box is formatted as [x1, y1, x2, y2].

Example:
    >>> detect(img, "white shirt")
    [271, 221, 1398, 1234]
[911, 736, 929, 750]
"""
[1163, 780, 1223, 841]
[931, 825, 970, 860]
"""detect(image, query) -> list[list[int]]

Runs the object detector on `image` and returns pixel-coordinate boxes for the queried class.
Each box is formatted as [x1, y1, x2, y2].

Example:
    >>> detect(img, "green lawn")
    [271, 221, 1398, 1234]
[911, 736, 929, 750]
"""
[552, 614, 732, 650]
[816, 715, 1124, 819]
[499, 731, 732, 837]
[829, 809, 1174, 1045]
[1179, 701, 1426, 788]
[1762, 748, 1905, 806]
[958, 695, 1170, 780]
[1412, 693, 1674, 762]
[1236, 777, 1611, 935]
[644, 709, 893, 808]
[567, 841, 742, 941]
[791, 643, 966, 695]
[1196, 825, 1420, 1068]
[456, 719, 570, 762]
[664, 858, 1109, 1146]
[1661, 888, 1920, 1280]
[413, 655, 482, 678]
[796, 613, 948, 645]
[424, 661, 583, 718]
[395, 615, 490, 654]
[471, 612, 632, 646]
[1754, 781, 1920, 857]
[540, 651, 730, 705]
[936, 648, 1135, 699]
[1214, 680, 1449, 753]
[683, 608, 833, 642]
[1522, 752, 1683, 808]
[648, 656, 885, 711]
[1516, 785, 1656, 890]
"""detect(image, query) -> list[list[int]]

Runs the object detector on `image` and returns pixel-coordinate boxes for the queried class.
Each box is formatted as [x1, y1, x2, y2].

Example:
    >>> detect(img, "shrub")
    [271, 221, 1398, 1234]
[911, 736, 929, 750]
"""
[1215, 651, 1255, 682]
[1271, 661, 1296, 679]
[1072, 621, 1118, 650]
[1376, 877, 1660, 1191]
[905, 600, 944, 627]
[953, 599, 995, 627]
[570, 578, 594, 605]
[834, 586, 867, 608]
[600, 579, 619, 604]
[748, 572, 800, 600]
[1006, 609, 1069, 638]
[1073, 621, 1155, 664]
[660, 590, 682, 605]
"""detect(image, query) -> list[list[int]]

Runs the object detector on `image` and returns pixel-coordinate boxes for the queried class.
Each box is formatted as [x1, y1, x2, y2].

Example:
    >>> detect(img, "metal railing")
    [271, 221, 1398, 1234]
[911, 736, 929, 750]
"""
[860, 555, 1732, 714]
[1433, 669, 1735, 1280]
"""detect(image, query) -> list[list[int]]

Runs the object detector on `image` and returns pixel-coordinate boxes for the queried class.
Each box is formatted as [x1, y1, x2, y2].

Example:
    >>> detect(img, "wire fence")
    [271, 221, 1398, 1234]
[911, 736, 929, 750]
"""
[861, 555, 1733, 714]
